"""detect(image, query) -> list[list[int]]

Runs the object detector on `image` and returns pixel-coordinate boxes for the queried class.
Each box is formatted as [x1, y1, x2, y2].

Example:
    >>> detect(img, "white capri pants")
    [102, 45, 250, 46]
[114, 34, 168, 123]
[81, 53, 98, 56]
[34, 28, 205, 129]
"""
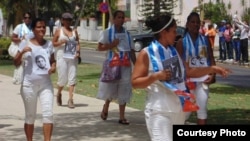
[186, 82, 209, 120]
[56, 57, 77, 86]
[145, 109, 185, 141]
[21, 83, 54, 124]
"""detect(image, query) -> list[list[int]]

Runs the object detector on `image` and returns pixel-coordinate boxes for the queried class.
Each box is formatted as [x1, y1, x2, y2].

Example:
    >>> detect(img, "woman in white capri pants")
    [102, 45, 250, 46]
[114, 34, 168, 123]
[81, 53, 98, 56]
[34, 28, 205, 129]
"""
[52, 12, 80, 108]
[14, 18, 56, 141]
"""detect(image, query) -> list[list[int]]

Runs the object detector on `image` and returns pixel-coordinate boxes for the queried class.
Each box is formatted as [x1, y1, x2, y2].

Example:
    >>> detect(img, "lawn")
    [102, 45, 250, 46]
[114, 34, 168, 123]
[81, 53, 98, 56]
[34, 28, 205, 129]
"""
[1, 60, 250, 124]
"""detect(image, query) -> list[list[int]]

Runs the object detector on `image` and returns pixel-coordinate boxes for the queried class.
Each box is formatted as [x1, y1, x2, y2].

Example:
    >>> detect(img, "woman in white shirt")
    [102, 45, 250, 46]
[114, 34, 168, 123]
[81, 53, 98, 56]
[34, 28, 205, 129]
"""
[233, 17, 249, 65]
[14, 18, 56, 141]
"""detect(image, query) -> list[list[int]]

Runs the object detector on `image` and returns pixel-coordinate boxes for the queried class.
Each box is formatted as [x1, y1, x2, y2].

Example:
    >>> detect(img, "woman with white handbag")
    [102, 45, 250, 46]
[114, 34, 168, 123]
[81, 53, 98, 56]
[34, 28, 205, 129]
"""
[9, 12, 33, 85]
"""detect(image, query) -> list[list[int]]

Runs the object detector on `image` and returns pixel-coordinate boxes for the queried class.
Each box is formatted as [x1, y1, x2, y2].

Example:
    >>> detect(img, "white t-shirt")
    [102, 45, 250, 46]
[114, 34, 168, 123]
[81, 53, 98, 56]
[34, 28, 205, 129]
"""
[19, 40, 54, 85]
[13, 23, 33, 39]
[54, 19, 61, 28]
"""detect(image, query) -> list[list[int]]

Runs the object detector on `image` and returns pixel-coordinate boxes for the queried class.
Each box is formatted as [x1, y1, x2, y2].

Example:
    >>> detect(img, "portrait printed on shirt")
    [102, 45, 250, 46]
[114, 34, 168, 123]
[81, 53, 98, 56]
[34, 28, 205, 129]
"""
[115, 33, 130, 51]
[162, 55, 183, 84]
[189, 45, 208, 67]
[32, 51, 50, 74]
[63, 40, 77, 59]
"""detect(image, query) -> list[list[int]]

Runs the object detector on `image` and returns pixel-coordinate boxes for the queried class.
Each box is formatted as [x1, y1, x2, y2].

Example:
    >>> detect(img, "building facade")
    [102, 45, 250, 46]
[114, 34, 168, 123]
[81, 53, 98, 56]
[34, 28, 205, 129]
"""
[128, 0, 250, 28]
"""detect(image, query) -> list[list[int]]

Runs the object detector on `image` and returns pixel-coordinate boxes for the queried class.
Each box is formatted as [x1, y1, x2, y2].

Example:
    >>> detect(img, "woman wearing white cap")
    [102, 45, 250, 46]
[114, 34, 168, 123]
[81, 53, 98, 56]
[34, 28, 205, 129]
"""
[52, 12, 80, 108]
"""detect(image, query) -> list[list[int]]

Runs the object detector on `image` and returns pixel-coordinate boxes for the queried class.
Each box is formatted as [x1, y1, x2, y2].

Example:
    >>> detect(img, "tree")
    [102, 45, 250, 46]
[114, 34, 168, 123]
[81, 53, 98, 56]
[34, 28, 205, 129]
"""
[193, 0, 231, 24]
[4, 0, 71, 29]
[137, 0, 177, 20]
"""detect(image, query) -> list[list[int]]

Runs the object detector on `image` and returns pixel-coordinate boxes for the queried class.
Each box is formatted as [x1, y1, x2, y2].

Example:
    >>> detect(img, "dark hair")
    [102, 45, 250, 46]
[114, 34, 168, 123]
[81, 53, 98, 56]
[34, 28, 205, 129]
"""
[35, 55, 45, 62]
[145, 13, 176, 39]
[184, 12, 200, 34]
[23, 12, 32, 18]
[31, 18, 46, 29]
[113, 10, 125, 18]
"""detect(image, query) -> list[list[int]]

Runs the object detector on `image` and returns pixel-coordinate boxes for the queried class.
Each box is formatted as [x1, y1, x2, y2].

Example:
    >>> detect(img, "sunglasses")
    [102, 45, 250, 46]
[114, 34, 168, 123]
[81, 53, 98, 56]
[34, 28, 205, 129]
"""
[24, 17, 31, 19]
[63, 18, 72, 21]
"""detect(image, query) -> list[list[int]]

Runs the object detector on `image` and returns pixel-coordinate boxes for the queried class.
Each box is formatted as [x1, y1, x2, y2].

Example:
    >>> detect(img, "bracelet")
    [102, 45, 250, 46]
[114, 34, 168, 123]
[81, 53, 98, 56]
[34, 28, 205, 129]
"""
[76, 51, 80, 53]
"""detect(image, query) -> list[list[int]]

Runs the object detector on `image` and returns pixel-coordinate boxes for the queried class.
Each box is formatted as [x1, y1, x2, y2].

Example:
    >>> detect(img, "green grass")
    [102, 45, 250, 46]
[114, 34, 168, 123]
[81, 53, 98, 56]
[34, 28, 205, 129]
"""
[1, 60, 250, 124]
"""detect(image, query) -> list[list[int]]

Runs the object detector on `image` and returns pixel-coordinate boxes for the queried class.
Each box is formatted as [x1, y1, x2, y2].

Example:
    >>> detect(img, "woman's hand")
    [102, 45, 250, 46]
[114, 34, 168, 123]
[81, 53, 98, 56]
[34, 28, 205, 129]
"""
[48, 65, 56, 75]
[22, 47, 32, 54]
[212, 66, 232, 78]
[75, 51, 80, 58]
[204, 74, 216, 84]
[156, 69, 172, 81]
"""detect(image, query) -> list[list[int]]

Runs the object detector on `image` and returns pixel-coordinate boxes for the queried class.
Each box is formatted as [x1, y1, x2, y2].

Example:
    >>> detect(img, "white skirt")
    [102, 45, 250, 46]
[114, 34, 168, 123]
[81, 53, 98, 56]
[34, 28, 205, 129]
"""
[97, 66, 132, 105]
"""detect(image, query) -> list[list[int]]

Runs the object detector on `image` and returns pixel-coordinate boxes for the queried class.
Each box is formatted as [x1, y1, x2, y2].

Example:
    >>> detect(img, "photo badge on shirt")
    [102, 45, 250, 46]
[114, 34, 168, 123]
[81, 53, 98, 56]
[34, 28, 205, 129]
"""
[32, 50, 50, 75]
[63, 40, 77, 59]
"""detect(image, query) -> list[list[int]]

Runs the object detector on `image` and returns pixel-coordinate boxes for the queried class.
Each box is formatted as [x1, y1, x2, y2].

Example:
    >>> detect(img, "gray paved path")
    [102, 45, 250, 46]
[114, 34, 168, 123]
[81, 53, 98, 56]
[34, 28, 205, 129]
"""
[0, 74, 150, 141]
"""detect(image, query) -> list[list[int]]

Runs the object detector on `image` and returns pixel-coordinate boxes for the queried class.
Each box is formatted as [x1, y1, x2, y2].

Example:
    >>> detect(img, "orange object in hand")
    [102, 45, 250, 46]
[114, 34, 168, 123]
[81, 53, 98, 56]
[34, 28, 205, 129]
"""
[183, 100, 199, 112]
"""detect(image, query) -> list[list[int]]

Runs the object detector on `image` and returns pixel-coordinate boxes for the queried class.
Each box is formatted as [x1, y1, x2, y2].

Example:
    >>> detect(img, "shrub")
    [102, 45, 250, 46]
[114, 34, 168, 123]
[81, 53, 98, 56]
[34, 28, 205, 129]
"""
[0, 37, 12, 59]
[0, 37, 11, 50]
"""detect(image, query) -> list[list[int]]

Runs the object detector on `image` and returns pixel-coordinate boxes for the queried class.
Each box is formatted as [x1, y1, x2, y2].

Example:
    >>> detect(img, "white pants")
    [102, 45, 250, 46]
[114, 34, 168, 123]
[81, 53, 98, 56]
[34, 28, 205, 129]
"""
[56, 57, 77, 86]
[21, 83, 54, 124]
[186, 83, 209, 120]
[145, 109, 185, 141]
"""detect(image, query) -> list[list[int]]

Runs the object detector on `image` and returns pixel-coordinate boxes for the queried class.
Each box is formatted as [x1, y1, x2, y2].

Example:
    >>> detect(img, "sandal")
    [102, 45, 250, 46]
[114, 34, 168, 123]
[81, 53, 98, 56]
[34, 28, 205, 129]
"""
[100, 104, 108, 120]
[118, 119, 130, 125]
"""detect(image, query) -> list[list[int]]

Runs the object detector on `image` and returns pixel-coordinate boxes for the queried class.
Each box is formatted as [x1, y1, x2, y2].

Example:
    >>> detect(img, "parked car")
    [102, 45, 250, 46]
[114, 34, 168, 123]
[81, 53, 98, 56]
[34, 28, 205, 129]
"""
[131, 26, 185, 52]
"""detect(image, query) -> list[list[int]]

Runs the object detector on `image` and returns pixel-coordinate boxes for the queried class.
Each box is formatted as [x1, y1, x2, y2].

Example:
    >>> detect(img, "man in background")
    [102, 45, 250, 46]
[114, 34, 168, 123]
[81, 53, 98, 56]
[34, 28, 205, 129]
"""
[48, 17, 54, 37]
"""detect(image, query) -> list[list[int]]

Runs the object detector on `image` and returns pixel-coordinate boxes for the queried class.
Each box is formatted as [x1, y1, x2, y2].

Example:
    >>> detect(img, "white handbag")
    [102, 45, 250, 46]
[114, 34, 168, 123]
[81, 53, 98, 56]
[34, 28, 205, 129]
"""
[12, 64, 24, 85]
[8, 42, 19, 57]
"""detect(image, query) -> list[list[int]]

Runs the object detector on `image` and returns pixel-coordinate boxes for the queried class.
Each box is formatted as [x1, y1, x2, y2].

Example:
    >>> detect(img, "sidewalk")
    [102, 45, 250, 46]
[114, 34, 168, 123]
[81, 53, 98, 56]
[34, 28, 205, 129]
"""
[0, 74, 150, 141]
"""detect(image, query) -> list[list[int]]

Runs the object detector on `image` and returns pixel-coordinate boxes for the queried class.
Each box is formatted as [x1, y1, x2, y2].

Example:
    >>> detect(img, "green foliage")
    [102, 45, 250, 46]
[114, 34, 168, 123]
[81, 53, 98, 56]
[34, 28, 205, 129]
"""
[241, 8, 250, 24]
[138, 0, 177, 19]
[3, 0, 71, 28]
[0, 37, 11, 59]
[0, 37, 11, 50]
[194, 0, 232, 24]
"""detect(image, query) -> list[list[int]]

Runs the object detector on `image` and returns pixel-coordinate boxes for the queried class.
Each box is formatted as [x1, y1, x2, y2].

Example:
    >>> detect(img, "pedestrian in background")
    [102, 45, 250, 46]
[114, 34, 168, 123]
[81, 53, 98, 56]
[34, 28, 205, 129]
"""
[48, 17, 54, 37]
[223, 22, 234, 63]
[11, 12, 33, 85]
[216, 20, 227, 62]
[232, 24, 241, 63]
[54, 17, 61, 30]
[97, 10, 136, 125]
[14, 17, 56, 141]
[199, 21, 207, 36]
[52, 12, 80, 108]
[11, 12, 33, 43]
[205, 23, 216, 50]
[233, 15, 249, 66]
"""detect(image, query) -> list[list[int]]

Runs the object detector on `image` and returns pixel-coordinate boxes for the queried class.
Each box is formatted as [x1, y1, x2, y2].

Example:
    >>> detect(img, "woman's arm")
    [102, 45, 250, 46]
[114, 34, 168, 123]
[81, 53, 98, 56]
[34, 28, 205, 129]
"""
[49, 53, 56, 74]
[13, 46, 31, 67]
[74, 29, 81, 57]
[131, 50, 172, 88]
[52, 28, 65, 47]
